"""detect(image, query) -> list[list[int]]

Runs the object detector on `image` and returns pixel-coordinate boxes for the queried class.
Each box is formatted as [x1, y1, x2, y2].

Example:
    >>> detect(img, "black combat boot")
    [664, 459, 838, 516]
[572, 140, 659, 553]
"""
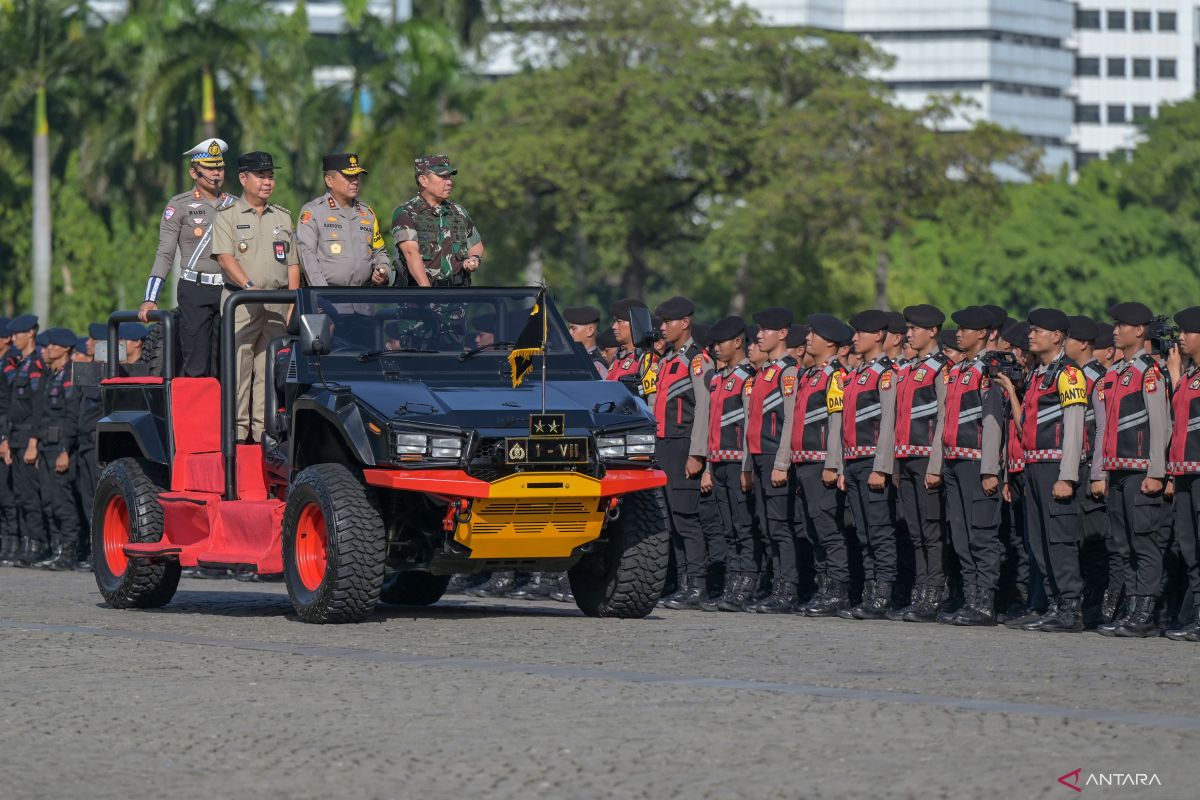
[886, 583, 922, 621]
[794, 574, 826, 615]
[18, 538, 46, 568]
[48, 541, 76, 571]
[466, 570, 516, 598]
[996, 584, 1031, 625]
[549, 572, 575, 603]
[1165, 600, 1200, 642]
[1096, 596, 1133, 636]
[715, 575, 755, 612]
[508, 572, 553, 600]
[701, 573, 735, 612]
[444, 574, 470, 595]
[952, 586, 996, 626]
[658, 566, 689, 607]
[856, 580, 892, 620]
[1026, 596, 1083, 633]
[754, 580, 797, 614]
[805, 578, 849, 617]
[1007, 595, 1050, 630]
[663, 576, 705, 610]
[33, 543, 61, 570]
[903, 584, 940, 622]
[0, 535, 17, 567]
[840, 580, 875, 620]
[1113, 596, 1159, 638]
[745, 577, 777, 613]
[1099, 587, 1123, 625]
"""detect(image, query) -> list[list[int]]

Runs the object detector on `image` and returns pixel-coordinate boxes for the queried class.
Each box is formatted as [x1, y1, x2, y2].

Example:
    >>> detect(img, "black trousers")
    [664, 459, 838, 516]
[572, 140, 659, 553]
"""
[794, 462, 849, 584]
[1106, 470, 1168, 597]
[0, 459, 16, 547]
[710, 461, 759, 576]
[896, 456, 945, 587]
[39, 453, 81, 553]
[842, 457, 897, 582]
[1079, 472, 1112, 603]
[1173, 475, 1200, 599]
[1023, 462, 1083, 600]
[10, 448, 46, 545]
[750, 453, 797, 588]
[699, 488, 727, 570]
[655, 438, 706, 579]
[944, 458, 1002, 591]
[178, 279, 222, 377]
[1001, 472, 1035, 607]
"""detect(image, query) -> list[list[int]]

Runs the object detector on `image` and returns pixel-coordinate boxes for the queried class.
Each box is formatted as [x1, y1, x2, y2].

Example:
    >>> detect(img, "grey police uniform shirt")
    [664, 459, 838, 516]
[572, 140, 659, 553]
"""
[296, 192, 392, 287]
[146, 189, 237, 302]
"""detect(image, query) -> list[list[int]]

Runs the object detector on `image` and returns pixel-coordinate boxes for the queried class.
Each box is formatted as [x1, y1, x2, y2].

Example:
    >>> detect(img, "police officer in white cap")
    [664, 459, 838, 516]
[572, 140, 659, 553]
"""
[139, 137, 237, 377]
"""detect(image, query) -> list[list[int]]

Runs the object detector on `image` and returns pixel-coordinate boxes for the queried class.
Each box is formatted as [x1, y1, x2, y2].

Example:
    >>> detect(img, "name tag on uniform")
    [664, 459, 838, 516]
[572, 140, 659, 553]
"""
[237, 224, 251, 229]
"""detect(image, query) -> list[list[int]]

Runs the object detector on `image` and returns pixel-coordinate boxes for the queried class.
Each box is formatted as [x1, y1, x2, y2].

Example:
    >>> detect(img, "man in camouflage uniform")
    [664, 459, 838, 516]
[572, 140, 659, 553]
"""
[391, 155, 484, 287]
[297, 153, 393, 287]
[139, 138, 237, 377]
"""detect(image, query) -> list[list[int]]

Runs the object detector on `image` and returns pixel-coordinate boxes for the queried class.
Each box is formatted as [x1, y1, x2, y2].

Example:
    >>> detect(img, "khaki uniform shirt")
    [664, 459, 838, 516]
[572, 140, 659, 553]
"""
[145, 189, 236, 302]
[211, 197, 297, 288]
[296, 192, 392, 287]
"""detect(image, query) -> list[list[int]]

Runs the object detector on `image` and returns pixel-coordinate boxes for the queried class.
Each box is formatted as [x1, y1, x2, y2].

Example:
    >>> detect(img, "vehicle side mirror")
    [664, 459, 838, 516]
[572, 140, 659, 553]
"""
[299, 313, 332, 356]
[629, 307, 656, 350]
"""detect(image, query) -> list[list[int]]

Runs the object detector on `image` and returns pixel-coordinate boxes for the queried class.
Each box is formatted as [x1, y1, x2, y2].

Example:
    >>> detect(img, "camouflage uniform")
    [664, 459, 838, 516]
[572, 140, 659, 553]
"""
[390, 155, 482, 287]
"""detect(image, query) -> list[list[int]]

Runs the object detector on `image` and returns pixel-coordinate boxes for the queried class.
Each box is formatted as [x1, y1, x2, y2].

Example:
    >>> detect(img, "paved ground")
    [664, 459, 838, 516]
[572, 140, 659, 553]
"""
[2, 569, 1198, 800]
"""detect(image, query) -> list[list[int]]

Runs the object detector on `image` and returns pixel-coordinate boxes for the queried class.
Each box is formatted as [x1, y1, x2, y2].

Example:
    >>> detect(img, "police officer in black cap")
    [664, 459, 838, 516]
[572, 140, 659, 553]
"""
[32, 328, 82, 570]
[606, 298, 659, 401]
[0, 316, 19, 565]
[563, 306, 609, 377]
[653, 296, 712, 609]
[884, 311, 908, 365]
[1095, 302, 1170, 637]
[1165, 306, 1200, 640]
[2, 315, 49, 566]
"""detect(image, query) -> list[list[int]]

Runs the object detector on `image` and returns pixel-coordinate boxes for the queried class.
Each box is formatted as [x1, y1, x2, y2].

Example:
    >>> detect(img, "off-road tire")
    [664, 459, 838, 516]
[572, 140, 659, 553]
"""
[282, 464, 385, 623]
[570, 488, 669, 618]
[93, 458, 180, 609]
[380, 572, 451, 606]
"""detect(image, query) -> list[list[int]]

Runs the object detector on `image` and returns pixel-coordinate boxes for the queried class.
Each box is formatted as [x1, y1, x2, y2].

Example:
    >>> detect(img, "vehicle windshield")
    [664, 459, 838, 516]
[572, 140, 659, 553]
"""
[304, 288, 574, 357]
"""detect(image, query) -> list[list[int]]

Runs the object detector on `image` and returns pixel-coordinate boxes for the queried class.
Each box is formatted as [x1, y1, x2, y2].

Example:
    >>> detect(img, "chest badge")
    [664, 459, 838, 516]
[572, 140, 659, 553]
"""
[858, 372, 869, 385]
[330, 243, 342, 255]
[724, 379, 735, 391]
[1191, 378, 1200, 390]
[764, 366, 777, 382]
[193, 227, 204, 238]
[961, 373, 971, 385]
[1122, 372, 1132, 386]
[915, 368, 927, 382]
[237, 241, 249, 253]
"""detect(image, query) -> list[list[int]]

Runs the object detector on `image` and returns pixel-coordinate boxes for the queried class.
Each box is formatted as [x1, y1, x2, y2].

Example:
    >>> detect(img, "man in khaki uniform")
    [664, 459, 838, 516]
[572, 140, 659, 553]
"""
[296, 153, 392, 287]
[212, 151, 299, 442]
[139, 137, 237, 376]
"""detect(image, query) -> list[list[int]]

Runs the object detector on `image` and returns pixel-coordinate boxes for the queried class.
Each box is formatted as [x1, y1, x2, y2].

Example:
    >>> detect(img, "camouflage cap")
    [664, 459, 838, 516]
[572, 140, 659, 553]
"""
[414, 154, 457, 177]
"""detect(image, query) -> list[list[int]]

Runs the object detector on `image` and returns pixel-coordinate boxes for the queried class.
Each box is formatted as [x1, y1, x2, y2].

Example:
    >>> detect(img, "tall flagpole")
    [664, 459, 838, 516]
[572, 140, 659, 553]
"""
[540, 285, 548, 414]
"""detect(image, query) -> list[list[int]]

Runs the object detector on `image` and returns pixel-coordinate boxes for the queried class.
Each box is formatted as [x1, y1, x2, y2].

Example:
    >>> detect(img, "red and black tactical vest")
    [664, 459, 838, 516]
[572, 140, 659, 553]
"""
[791, 360, 846, 463]
[841, 356, 894, 461]
[1169, 366, 1200, 475]
[942, 354, 990, 461]
[708, 361, 754, 461]
[655, 342, 705, 439]
[1081, 359, 1105, 459]
[894, 352, 947, 458]
[1102, 353, 1161, 472]
[607, 349, 641, 382]
[745, 355, 798, 456]
[1020, 359, 1087, 464]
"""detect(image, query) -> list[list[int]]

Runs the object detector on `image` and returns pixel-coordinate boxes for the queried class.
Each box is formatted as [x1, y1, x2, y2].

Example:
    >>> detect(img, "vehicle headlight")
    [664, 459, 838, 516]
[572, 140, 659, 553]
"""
[596, 432, 655, 461]
[392, 431, 465, 462]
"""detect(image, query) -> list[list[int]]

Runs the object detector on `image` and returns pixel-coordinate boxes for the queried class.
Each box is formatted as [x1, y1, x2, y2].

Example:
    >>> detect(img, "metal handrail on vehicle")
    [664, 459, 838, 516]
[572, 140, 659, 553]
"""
[104, 310, 175, 381]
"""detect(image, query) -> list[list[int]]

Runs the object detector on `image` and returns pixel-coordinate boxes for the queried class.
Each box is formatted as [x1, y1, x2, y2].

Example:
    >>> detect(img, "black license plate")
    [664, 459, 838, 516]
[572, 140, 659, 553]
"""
[504, 436, 590, 465]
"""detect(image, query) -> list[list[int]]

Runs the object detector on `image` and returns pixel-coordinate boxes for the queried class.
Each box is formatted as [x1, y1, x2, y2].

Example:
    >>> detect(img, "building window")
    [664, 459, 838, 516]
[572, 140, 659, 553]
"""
[1076, 56, 1101, 77]
[1133, 58, 1152, 78]
[1076, 104, 1101, 123]
[1160, 58, 1177, 79]
[1077, 152, 1100, 168]
[1133, 11, 1152, 30]
[1132, 105, 1153, 122]
[1107, 104, 1127, 123]
[1107, 10, 1126, 30]
[1107, 57, 1126, 77]
[1076, 8, 1101, 29]
[1159, 11, 1177, 31]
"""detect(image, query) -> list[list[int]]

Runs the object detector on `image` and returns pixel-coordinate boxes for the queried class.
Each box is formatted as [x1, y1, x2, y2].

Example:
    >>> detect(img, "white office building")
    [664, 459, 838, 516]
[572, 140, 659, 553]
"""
[744, 1, 1077, 174]
[1070, 2, 1199, 165]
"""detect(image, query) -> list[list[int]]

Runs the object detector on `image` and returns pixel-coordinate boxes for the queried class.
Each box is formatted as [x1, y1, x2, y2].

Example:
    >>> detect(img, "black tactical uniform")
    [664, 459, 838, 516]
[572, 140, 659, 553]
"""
[0, 322, 20, 566]
[5, 330, 48, 566]
[34, 330, 82, 570]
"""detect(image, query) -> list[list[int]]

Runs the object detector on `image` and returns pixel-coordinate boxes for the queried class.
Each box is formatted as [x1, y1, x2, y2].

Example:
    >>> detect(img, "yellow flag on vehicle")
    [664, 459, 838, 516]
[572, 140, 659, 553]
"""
[508, 288, 546, 388]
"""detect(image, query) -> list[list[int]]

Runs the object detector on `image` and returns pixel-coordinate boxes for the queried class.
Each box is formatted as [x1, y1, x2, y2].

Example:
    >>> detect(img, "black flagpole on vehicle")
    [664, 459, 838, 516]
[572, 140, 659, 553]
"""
[539, 283, 548, 414]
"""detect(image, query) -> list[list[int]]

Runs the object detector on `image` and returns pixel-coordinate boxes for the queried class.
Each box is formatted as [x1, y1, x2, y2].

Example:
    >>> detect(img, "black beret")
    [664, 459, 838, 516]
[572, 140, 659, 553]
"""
[981, 304, 1007, 328]
[609, 298, 647, 320]
[562, 305, 601, 325]
[0, 317, 9, 335]
[35, 331, 48, 347]
[708, 315, 747, 344]
[596, 328, 618, 349]
[903, 304, 944, 329]
[1027, 307, 1070, 334]
[1108, 301, 1153, 326]
[88, 322, 106, 340]
[45, 327, 77, 348]
[848, 309, 889, 333]
[951, 306, 992, 330]
[938, 328, 960, 351]
[692, 323, 712, 348]
[1067, 315, 1099, 342]
[745, 324, 760, 344]
[651, 315, 663, 329]
[1001, 321, 1029, 346]
[75, 336, 90, 351]
[7, 314, 38, 334]
[654, 295, 695, 321]
[807, 314, 853, 346]
[1175, 307, 1200, 334]
[884, 311, 907, 335]
[786, 325, 810, 348]
[752, 307, 793, 330]
[1094, 323, 1115, 350]
[118, 322, 148, 341]
[471, 313, 497, 333]
[237, 151, 276, 173]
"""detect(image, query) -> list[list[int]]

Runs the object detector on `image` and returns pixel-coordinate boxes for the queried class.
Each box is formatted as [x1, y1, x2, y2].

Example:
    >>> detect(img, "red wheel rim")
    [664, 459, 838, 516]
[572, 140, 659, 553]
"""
[295, 502, 328, 592]
[103, 494, 130, 576]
